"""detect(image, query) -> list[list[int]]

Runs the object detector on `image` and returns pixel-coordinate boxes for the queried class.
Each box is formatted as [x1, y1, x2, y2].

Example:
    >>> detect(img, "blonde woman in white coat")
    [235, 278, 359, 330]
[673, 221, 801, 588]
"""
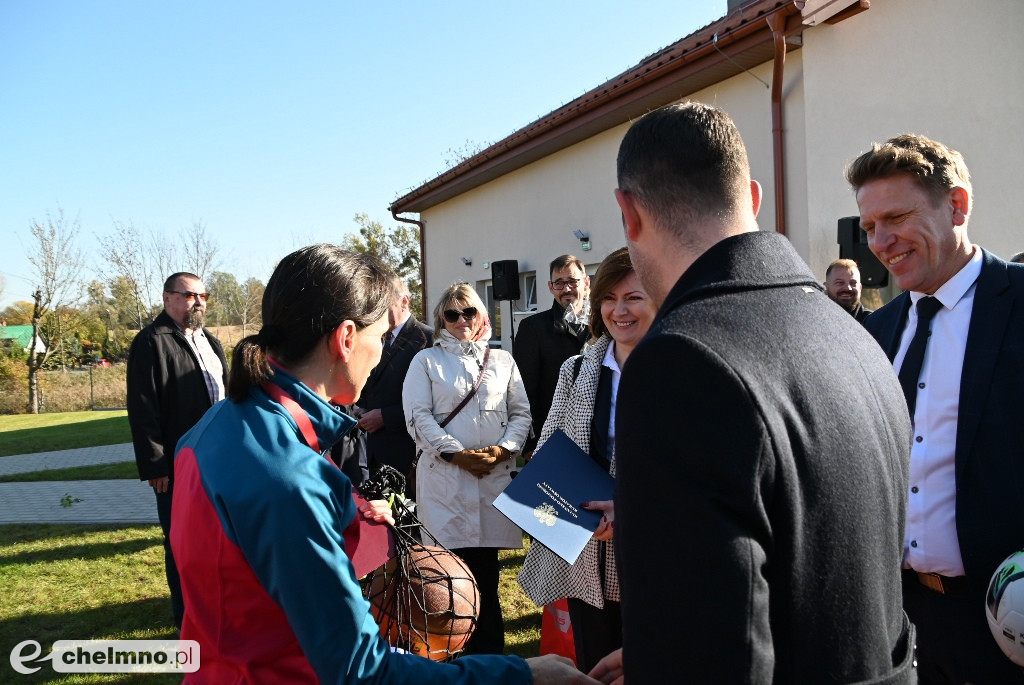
[517, 247, 656, 672]
[403, 282, 531, 655]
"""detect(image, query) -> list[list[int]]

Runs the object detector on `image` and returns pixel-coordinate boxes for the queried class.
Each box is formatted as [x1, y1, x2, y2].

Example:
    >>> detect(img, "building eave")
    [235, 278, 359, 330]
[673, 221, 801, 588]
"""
[390, 0, 807, 215]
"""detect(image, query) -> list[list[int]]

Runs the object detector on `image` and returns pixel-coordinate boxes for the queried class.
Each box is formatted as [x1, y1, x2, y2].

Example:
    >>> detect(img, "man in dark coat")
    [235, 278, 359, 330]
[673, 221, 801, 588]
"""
[127, 272, 227, 629]
[604, 102, 915, 683]
[849, 133, 1024, 683]
[351, 277, 432, 496]
[513, 255, 589, 455]
[824, 257, 873, 323]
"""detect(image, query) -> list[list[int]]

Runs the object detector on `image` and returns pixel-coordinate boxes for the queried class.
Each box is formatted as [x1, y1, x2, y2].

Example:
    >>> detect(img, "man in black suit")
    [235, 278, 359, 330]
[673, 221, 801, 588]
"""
[848, 133, 1024, 683]
[353, 277, 432, 496]
[607, 102, 914, 683]
[513, 255, 590, 456]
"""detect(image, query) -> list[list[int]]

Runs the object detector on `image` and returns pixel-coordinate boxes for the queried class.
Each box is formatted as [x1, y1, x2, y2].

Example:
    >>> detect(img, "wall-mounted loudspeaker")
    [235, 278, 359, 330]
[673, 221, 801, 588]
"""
[491, 260, 520, 301]
[837, 216, 889, 288]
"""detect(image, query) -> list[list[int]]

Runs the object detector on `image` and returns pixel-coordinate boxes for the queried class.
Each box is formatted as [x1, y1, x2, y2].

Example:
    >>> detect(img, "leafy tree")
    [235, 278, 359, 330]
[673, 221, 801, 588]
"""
[241, 277, 265, 337]
[341, 213, 423, 317]
[207, 271, 244, 326]
[0, 301, 34, 325]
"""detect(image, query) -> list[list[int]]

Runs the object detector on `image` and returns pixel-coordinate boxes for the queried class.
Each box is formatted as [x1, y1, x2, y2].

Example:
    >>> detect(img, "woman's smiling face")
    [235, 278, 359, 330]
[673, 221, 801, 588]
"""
[600, 271, 655, 351]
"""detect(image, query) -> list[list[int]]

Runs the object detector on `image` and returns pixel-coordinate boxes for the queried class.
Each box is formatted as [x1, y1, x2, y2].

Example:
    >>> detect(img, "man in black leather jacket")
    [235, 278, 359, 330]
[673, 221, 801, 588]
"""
[127, 272, 227, 629]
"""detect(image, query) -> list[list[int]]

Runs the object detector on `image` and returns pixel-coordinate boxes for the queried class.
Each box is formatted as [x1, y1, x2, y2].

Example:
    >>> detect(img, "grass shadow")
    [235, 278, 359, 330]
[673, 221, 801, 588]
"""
[0, 597, 178, 685]
[0, 523, 155, 547]
[2, 534, 162, 565]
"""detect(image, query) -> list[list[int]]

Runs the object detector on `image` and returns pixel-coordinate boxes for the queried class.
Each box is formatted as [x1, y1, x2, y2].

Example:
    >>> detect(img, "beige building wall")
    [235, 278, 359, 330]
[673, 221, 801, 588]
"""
[802, 0, 1024, 278]
[420, 0, 1023, 348]
[422, 55, 808, 349]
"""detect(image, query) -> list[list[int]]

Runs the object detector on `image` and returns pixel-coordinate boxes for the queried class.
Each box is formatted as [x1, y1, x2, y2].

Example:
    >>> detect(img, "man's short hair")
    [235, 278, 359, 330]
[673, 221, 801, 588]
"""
[616, 101, 751, 239]
[845, 133, 973, 209]
[549, 255, 585, 280]
[164, 272, 201, 292]
[1011, 252, 1024, 264]
[392, 276, 411, 300]
[825, 258, 860, 280]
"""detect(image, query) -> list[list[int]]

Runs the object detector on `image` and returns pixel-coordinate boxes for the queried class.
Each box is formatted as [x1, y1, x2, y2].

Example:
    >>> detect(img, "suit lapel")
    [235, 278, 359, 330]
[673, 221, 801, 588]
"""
[955, 252, 1011, 479]
[878, 293, 912, 361]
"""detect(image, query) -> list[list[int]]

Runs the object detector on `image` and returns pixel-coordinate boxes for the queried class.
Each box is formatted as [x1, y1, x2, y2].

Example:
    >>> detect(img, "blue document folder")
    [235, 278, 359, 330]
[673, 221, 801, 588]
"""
[492, 428, 615, 564]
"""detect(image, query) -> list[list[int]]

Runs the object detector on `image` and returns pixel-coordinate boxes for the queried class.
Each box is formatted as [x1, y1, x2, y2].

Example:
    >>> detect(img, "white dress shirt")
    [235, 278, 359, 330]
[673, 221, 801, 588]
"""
[183, 326, 225, 404]
[601, 341, 622, 450]
[895, 247, 982, 577]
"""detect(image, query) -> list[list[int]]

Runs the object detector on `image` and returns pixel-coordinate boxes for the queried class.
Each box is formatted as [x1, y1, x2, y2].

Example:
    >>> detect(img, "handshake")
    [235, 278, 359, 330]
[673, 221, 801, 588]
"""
[446, 445, 511, 478]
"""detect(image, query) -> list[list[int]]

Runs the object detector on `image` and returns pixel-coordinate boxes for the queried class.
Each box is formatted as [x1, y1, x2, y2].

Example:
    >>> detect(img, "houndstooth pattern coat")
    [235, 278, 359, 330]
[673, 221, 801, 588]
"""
[516, 333, 619, 608]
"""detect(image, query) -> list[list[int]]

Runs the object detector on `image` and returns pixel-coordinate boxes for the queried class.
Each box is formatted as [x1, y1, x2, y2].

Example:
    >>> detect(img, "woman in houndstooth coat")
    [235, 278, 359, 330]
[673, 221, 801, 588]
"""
[517, 247, 655, 672]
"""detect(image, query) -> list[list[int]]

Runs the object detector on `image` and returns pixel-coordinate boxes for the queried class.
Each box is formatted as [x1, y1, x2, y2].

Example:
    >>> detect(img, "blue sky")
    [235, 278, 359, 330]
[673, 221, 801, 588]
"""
[0, 1, 724, 310]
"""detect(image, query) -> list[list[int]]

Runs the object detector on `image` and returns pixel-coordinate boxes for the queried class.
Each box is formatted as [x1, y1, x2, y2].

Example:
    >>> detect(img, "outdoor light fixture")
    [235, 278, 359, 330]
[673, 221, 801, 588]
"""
[461, 257, 473, 266]
[573, 229, 592, 252]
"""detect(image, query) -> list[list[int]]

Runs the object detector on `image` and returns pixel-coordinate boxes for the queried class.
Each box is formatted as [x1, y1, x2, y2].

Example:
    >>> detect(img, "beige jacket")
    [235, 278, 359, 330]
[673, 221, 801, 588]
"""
[402, 331, 531, 549]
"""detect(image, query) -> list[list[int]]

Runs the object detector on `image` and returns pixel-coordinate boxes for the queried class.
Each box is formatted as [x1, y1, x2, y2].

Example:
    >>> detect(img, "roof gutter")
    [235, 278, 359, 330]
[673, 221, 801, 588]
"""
[389, 208, 427, 319]
[769, 10, 789, 236]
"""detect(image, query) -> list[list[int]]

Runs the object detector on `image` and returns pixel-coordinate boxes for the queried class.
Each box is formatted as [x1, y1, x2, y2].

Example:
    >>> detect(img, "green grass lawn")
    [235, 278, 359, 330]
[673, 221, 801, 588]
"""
[0, 411, 543, 680]
[0, 412, 130, 457]
[0, 461, 138, 483]
[0, 524, 179, 684]
[0, 523, 542, 683]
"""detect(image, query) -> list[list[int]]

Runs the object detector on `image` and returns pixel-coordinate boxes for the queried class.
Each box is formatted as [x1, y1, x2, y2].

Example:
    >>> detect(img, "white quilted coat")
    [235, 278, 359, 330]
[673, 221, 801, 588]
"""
[402, 331, 531, 549]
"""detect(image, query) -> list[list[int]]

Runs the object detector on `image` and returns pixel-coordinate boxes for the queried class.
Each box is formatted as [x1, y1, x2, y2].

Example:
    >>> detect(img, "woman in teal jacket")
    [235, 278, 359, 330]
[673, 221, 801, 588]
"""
[171, 244, 594, 684]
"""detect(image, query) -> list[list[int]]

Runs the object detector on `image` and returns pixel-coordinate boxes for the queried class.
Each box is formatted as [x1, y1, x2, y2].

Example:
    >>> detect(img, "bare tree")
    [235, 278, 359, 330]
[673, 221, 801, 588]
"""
[27, 209, 84, 413]
[183, 220, 218, 280]
[97, 220, 154, 329]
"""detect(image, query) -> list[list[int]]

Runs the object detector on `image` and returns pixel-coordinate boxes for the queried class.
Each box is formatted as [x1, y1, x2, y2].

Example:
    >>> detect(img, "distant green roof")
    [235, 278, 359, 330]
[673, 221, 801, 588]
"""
[0, 325, 44, 351]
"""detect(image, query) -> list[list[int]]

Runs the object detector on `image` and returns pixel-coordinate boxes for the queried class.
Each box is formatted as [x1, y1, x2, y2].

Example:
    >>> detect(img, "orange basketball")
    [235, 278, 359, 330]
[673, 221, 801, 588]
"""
[366, 545, 479, 660]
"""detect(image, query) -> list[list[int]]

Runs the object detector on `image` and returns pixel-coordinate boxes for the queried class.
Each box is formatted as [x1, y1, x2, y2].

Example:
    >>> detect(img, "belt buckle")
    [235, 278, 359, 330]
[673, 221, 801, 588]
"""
[919, 572, 946, 594]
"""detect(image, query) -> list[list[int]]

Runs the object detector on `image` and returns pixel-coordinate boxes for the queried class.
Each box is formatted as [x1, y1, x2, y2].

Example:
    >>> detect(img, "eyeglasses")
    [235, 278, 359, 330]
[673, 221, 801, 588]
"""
[166, 290, 210, 303]
[443, 307, 478, 323]
[549, 278, 581, 291]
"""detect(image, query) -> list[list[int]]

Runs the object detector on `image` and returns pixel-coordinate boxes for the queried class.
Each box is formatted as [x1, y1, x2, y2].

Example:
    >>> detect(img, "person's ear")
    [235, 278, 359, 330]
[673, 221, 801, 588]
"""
[949, 186, 969, 226]
[750, 180, 762, 218]
[329, 320, 358, 362]
[615, 188, 642, 242]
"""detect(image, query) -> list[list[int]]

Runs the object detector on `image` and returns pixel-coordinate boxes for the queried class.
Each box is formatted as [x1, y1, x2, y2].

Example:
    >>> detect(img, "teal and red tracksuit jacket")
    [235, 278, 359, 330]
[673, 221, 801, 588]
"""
[171, 368, 530, 683]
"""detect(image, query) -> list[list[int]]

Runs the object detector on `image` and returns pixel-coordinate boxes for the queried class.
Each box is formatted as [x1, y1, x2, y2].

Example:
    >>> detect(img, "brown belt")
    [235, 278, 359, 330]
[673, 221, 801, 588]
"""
[902, 569, 970, 597]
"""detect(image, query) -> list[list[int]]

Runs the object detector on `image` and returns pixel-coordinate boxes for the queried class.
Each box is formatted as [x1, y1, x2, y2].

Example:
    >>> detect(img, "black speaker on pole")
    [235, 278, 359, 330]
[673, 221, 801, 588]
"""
[837, 216, 889, 288]
[491, 260, 520, 301]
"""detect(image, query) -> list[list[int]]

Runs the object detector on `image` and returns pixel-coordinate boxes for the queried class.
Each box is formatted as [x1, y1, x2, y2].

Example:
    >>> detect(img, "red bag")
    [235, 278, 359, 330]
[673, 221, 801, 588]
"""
[539, 598, 576, 665]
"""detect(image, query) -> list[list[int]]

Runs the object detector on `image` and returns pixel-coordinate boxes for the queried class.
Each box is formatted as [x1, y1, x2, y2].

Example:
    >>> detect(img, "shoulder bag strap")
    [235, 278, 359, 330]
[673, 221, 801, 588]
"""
[438, 346, 490, 429]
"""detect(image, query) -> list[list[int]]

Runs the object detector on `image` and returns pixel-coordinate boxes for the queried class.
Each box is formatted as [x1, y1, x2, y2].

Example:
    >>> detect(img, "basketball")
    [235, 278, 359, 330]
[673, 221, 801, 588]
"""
[365, 545, 479, 660]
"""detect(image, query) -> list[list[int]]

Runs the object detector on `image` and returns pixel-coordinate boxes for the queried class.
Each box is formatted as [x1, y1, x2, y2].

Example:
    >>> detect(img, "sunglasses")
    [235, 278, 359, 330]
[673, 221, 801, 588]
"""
[443, 307, 478, 323]
[166, 290, 210, 303]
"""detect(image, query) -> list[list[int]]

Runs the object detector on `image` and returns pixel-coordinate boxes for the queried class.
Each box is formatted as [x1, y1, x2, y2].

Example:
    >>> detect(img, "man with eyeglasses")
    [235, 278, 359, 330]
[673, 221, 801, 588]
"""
[513, 254, 590, 457]
[127, 272, 227, 630]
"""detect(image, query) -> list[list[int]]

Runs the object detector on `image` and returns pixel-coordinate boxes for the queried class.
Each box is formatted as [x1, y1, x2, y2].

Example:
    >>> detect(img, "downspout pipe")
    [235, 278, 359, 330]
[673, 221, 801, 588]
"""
[390, 209, 428, 319]
[768, 11, 788, 236]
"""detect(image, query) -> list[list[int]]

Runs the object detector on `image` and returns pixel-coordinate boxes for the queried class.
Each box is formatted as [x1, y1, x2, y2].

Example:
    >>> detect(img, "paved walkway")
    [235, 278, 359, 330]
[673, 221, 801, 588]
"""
[0, 443, 158, 524]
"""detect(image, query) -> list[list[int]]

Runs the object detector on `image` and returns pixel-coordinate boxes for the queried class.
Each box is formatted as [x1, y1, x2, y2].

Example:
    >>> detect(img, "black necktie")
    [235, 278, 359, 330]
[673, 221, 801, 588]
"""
[897, 296, 943, 421]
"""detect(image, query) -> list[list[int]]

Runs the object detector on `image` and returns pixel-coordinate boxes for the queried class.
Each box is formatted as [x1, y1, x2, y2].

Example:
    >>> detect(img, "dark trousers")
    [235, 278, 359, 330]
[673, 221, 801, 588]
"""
[903, 573, 1024, 684]
[450, 547, 504, 655]
[566, 597, 622, 673]
[155, 485, 184, 629]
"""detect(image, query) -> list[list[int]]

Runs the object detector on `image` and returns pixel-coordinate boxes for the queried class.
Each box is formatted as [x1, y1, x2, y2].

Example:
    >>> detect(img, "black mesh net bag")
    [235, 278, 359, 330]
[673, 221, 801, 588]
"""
[358, 466, 480, 661]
